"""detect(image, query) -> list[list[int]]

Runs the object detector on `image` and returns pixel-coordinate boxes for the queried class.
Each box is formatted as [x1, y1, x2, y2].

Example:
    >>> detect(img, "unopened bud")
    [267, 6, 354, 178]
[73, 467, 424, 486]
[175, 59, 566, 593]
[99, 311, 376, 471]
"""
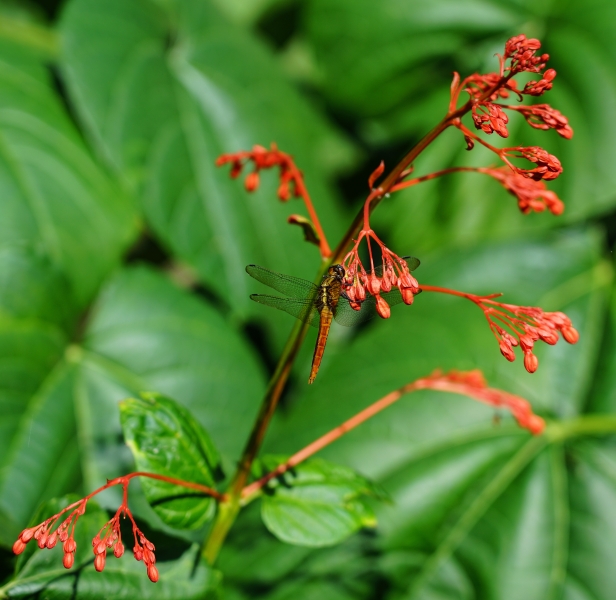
[366, 276, 381, 295]
[19, 528, 35, 543]
[355, 283, 366, 302]
[134, 546, 144, 561]
[38, 532, 48, 549]
[519, 334, 535, 351]
[147, 565, 160, 583]
[561, 326, 579, 344]
[499, 342, 516, 362]
[63, 538, 76, 553]
[526, 414, 545, 435]
[380, 274, 392, 292]
[524, 352, 539, 373]
[63, 552, 75, 569]
[94, 553, 106, 572]
[375, 295, 390, 319]
[277, 181, 290, 201]
[350, 301, 362, 311]
[46, 532, 58, 549]
[12, 539, 27, 555]
[95, 540, 107, 555]
[244, 171, 260, 192]
[401, 287, 415, 305]
[114, 542, 125, 558]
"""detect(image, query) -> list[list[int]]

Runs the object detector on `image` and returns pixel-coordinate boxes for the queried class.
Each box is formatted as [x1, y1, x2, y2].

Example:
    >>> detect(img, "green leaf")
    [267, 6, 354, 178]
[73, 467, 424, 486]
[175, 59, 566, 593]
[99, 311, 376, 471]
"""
[59, 0, 349, 332]
[120, 392, 222, 530]
[0, 32, 137, 306]
[260, 457, 384, 547]
[0, 244, 76, 330]
[0, 357, 77, 539]
[3, 497, 220, 599]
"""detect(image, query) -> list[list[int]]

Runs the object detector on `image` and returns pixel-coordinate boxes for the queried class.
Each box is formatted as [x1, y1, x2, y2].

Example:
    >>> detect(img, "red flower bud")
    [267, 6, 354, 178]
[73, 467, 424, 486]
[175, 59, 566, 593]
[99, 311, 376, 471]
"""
[244, 171, 260, 192]
[499, 342, 516, 362]
[94, 552, 106, 572]
[401, 287, 415, 305]
[114, 542, 125, 558]
[375, 295, 391, 319]
[366, 276, 381, 295]
[524, 352, 539, 373]
[525, 414, 545, 435]
[46, 532, 58, 549]
[63, 552, 75, 569]
[63, 538, 77, 553]
[12, 539, 26, 555]
[562, 326, 579, 344]
[19, 528, 35, 543]
[95, 540, 107, 555]
[147, 565, 159, 583]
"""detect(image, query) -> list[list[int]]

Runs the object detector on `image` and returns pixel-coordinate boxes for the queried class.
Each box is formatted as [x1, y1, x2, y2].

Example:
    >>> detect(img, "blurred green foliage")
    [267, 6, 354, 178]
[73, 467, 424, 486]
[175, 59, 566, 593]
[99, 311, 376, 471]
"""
[1, 0, 616, 598]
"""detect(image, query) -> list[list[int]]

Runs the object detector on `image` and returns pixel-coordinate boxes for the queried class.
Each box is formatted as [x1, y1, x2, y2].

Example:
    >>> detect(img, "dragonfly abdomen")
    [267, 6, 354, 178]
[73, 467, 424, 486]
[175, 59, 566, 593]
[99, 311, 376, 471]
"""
[309, 307, 334, 384]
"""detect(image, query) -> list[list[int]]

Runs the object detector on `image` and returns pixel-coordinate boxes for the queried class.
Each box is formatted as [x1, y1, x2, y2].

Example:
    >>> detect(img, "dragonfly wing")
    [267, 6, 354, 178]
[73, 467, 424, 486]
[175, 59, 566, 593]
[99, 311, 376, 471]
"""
[250, 294, 320, 328]
[246, 265, 319, 299]
[333, 296, 377, 326]
[372, 256, 420, 277]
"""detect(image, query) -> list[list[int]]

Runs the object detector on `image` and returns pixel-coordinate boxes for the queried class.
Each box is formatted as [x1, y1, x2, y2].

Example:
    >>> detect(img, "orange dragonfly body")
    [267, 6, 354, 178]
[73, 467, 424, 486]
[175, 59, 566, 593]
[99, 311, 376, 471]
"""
[246, 259, 420, 383]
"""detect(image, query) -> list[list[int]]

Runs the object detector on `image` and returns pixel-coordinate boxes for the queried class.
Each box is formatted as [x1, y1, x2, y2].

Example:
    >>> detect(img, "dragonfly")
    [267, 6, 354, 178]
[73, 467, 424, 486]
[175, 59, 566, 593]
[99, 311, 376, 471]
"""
[246, 258, 420, 384]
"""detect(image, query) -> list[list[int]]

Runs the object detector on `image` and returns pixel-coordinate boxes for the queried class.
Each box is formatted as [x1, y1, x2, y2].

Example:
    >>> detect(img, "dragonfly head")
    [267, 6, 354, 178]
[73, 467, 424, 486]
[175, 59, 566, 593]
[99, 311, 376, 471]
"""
[329, 264, 346, 280]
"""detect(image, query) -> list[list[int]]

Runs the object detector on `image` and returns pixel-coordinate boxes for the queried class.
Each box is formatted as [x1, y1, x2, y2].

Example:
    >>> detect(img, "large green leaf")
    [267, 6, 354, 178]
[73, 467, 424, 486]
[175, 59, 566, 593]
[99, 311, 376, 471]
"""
[59, 0, 349, 331]
[0, 32, 137, 306]
[120, 393, 222, 530]
[260, 457, 384, 547]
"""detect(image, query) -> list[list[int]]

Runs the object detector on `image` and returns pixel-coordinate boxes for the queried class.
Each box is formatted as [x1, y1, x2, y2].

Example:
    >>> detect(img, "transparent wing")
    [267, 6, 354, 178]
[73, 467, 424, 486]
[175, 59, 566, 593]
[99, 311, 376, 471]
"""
[246, 265, 318, 299]
[250, 294, 320, 328]
[372, 256, 420, 276]
[333, 288, 422, 327]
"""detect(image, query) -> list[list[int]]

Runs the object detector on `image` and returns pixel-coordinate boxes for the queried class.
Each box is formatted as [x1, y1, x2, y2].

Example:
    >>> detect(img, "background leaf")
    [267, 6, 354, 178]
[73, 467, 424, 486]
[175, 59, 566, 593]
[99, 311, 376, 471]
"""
[0, 28, 137, 305]
[120, 393, 222, 530]
[260, 457, 383, 547]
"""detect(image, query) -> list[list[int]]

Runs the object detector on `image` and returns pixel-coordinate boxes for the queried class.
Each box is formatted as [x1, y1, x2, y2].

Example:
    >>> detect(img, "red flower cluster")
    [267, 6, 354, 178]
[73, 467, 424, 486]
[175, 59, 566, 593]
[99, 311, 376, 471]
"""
[12, 499, 86, 570]
[475, 297, 579, 373]
[511, 104, 573, 139]
[418, 369, 545, 434]
[12, 478, 159, 583]
[503, 34, 549, 75]
[216, 143, 305, 201]
[478, 166, 564, 215]
[501, 145, 563, 181]
[439, 34, 573, 215]
[216, 143, 332, 258]
[91, 504, 158, 582]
